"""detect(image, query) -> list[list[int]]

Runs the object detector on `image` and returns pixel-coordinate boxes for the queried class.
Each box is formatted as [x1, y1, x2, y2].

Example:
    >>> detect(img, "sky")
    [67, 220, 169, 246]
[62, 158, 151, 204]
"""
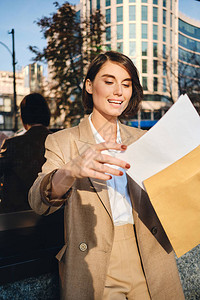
[0, 0, 199, 74]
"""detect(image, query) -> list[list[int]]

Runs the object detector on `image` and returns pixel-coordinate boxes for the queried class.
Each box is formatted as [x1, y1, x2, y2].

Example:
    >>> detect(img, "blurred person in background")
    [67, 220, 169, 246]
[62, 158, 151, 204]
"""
[0, 93, 51, 213]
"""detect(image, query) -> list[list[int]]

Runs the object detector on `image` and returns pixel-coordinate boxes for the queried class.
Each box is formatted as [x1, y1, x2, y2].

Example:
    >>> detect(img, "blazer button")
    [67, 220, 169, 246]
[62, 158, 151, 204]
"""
[79, 242, 88, 252]
[151, 226, 158, 235]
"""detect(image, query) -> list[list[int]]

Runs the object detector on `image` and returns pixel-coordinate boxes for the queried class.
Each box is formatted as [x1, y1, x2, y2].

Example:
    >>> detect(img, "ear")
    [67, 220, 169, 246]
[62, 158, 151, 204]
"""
[85, 79, 93, 94]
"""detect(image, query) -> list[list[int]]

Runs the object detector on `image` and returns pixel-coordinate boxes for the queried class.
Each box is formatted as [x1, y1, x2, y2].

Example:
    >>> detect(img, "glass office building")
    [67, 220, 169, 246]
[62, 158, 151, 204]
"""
[78, 0, 199, 127]
[178, 13, 200, 96]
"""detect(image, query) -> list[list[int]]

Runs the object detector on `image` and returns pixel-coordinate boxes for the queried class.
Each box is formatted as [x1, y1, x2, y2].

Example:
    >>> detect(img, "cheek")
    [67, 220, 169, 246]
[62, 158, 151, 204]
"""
[124, 89, 132, 101]
[93, 83, 109, 100]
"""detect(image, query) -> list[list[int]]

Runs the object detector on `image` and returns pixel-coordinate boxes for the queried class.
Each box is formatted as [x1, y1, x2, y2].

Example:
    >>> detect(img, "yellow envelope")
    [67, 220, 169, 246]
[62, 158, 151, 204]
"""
[144, 144, 200, 258]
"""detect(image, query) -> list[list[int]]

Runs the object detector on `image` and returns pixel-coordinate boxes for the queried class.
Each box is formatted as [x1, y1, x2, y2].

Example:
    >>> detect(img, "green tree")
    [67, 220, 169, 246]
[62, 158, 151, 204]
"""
[29, 1, 105, 127]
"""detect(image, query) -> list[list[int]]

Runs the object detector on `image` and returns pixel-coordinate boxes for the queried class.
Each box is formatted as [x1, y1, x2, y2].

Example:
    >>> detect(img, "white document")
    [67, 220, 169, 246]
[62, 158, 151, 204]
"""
[118, 94, 200, 189]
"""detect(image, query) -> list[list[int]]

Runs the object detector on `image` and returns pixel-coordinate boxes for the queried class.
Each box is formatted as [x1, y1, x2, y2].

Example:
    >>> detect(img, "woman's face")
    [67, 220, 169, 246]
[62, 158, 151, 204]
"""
[86, 61, 132, 119]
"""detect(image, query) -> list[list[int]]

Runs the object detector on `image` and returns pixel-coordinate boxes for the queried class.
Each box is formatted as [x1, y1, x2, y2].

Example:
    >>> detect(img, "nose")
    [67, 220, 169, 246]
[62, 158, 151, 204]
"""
[113, 83, 123, 96]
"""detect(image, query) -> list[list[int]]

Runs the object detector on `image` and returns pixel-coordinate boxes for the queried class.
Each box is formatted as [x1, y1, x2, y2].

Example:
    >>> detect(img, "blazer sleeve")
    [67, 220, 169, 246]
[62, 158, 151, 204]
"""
[28, 132, 73, 216]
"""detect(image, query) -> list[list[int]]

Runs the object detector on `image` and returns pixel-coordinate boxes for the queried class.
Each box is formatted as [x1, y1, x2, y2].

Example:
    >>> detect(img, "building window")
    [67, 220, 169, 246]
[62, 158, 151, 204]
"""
[142, 59, 147, 73]
[163, 77, 167, 92]
[117, 24, 123, 39]
[142, 41, 148, 56]
[153, 42, 158, 57]
[163, 9, 166, 25]
[153, 25, 158, 40]
[105, 44, 111, 50]
[141, 6, 148, 21]
[117, 6, 123, 22]
[129, 5, 136, 21]
[153, 77, 158, 91]
[142, 0, 148, 2]
[97, 0, 100, 9]
[163, 0, 166, 7]
[153, 0, 158, 4]
[170, 30, 172, 44]
[153, 7, 158, 22]
[142, 77, 148, 90]
[179, 19, 200, 40]
[170, 13, 173, 27]
[179, 47, 200, 64]
[153, 60, 158, 74]
[129, 41, 136, 56]
[163, 61, 166, 76]
[163, 27, 166, 42]
[142, 24, 148, 39]
[117, 42, 123, 52]
[170, 0, 172, 10]
[106, 9, 111, 24]
[106, 26, 111, 41]
[117, 0, 123, 3]
[76, 10, 81, 22]
[163, 44, 166, 58]
[179, 33, 200, 52]
[106, 0, 111, 6]
[129, 0, 135, 2]
[0, 114, 4, 125]
[129, 23, 136, 39]
[0, 98, 12, 113]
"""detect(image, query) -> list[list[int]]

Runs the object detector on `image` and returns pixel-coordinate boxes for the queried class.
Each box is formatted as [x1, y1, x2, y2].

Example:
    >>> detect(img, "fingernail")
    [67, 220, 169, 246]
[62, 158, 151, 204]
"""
[125, 163, 130, 169]
[119, 171, 123, 176]
[121, 145, 127, 150]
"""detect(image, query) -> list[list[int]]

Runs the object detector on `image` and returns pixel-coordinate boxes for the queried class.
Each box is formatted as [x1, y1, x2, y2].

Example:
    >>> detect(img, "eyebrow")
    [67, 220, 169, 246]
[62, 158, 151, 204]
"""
[101, 74, 132, 81]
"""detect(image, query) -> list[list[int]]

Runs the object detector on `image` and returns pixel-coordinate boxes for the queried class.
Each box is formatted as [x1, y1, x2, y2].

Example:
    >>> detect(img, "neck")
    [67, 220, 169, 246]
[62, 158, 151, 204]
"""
[91, 110, 118, 143]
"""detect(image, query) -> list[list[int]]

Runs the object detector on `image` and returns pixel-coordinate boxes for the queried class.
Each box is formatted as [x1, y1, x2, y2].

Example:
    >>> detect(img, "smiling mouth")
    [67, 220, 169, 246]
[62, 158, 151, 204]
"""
[108, 100, 123, 105]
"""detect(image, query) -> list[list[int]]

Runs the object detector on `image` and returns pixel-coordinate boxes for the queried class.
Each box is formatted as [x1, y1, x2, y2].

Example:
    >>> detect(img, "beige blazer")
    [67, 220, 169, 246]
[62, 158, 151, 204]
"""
[29, 116, 184, 300]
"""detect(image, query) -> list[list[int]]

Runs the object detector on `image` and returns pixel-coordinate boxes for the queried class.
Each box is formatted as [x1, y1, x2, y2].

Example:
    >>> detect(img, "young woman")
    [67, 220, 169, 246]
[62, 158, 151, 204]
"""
[29, 52, 184, 300]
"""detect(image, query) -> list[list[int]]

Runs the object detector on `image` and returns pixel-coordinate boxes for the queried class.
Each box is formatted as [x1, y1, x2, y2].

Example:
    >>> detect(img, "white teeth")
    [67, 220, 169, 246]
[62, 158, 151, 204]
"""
[108, 100, 122, 104]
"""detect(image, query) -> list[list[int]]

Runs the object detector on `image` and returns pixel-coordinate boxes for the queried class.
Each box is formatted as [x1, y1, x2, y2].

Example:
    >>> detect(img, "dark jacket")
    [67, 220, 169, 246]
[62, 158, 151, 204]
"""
[0, 125, 50, 213]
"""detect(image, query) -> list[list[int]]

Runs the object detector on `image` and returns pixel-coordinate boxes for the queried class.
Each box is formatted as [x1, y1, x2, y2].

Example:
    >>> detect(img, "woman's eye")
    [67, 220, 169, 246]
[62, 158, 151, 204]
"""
[105, 81, 113, 85]
[123, 83, 130, 87]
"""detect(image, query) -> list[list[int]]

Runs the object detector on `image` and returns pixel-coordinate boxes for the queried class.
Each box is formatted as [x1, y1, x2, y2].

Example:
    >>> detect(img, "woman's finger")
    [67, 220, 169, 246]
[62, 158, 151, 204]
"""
[94, 142, 127, 152]
[79, 167, 113, 181]
[90, 160, 124, 176]
[96, 153, 130, 169]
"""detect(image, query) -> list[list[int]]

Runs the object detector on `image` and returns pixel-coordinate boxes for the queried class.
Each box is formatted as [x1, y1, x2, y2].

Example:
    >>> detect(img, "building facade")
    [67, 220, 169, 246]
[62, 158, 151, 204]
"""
[0, 70, 30, 130]
[0, 63, 44, 131]
[79, 0, 179, 127]
[178, 12, 200, 105]
[23, 63, 44, 92]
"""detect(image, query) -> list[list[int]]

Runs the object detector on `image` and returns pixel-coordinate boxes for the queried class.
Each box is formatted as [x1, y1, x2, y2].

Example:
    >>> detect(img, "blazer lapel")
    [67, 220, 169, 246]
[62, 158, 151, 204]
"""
[74, 116, 112, 220]
[119, 122, 145, 146]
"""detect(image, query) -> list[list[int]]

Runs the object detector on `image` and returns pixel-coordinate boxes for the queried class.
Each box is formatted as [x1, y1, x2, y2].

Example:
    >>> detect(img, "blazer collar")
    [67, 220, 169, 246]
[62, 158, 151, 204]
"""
[78, 116, 96, 145]
[78, 115, 135, 146]
[119, 122, 142, 146]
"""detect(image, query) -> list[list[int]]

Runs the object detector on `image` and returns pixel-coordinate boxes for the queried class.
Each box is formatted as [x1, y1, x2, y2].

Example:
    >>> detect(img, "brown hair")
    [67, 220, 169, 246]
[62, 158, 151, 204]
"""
[82, 51, 143, 116]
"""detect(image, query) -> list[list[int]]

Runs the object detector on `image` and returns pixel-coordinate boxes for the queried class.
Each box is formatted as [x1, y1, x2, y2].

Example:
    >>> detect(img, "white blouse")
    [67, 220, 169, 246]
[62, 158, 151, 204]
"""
[89, 114, 134, 226]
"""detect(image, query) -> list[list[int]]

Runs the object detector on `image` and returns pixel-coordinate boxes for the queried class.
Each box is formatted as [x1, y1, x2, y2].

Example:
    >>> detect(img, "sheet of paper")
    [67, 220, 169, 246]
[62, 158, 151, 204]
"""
[117, 94, 200, 189]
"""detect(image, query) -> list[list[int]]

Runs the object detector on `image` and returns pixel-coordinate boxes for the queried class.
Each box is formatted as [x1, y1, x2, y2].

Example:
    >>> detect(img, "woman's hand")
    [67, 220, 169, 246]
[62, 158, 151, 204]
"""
[65, 142, 130, 181]
[51, 142, 130, 199]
